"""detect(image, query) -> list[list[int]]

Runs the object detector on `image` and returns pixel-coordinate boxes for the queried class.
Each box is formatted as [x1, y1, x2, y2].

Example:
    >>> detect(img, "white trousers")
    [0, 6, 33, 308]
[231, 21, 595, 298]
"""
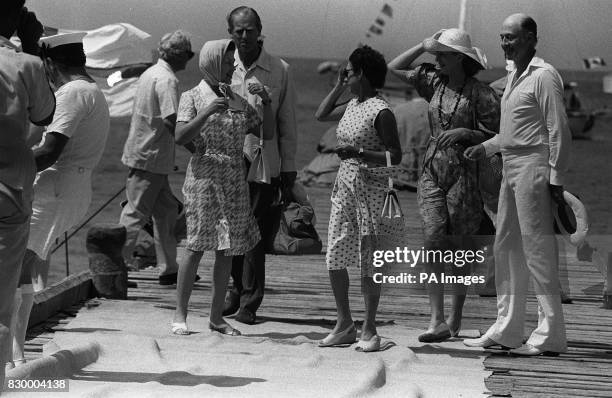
[28, 167, 92, 289]
[485, 148, 567, 352]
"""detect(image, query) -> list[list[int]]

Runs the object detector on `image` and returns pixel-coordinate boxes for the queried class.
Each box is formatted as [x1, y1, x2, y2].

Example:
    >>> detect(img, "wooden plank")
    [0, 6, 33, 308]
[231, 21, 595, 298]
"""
[29, 270, 94, 327]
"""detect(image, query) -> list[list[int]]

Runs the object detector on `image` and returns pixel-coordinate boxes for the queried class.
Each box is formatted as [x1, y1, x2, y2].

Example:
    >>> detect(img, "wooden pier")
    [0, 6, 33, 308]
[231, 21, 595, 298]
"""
[22, 186, 612, 397]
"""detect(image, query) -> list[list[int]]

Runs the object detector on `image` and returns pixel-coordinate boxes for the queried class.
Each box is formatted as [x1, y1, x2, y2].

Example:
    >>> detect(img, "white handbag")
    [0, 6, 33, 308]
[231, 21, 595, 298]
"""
[381, 151, 403, 219]
[247, 136, 271, 184]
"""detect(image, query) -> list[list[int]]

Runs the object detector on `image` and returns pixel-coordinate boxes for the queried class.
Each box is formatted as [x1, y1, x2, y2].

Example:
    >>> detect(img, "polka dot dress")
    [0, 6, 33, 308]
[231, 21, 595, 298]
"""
[326, 95, 393, 277]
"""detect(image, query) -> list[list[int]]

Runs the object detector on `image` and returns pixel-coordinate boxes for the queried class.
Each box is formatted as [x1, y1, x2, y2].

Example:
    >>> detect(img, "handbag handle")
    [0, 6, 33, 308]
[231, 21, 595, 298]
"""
[386, 150, 394, 190]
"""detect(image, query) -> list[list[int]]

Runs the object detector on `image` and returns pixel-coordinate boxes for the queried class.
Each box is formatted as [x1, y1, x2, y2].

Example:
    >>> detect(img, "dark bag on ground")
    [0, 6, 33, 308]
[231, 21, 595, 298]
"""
[265, 201, 323, 255]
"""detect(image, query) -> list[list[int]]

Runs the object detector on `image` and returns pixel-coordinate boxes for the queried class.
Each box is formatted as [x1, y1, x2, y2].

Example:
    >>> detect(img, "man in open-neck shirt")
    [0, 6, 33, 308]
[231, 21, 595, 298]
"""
[120, 30, 193, 285]
[464, 14, 570, 356]
[223, 6, 297, 324]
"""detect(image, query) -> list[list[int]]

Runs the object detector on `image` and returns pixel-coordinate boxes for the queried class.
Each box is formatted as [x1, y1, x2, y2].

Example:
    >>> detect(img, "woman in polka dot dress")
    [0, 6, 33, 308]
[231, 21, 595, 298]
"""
[315, 46, 402, 352]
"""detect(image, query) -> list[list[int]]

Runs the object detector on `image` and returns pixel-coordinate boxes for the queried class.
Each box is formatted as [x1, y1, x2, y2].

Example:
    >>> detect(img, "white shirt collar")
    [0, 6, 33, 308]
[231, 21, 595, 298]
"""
[506, 56, 546, 72]
[233, 47, 271, 72]
[157, 58, 175, 74]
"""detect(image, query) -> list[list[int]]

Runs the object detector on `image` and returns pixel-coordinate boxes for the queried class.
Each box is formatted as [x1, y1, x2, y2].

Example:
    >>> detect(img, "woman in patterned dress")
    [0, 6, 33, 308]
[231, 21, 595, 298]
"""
[388, 29, 500, 342]
[315, 46, 402, 352]
[171, 39, 273, 336]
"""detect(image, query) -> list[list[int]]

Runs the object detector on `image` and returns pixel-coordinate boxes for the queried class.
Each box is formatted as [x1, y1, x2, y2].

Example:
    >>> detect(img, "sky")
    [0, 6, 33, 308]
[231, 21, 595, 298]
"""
[27, 0, 612, 70]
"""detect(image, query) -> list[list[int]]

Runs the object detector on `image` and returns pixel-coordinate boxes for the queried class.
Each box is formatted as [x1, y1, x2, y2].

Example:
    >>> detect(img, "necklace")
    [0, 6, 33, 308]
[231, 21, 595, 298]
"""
[437, 81, 466, 130]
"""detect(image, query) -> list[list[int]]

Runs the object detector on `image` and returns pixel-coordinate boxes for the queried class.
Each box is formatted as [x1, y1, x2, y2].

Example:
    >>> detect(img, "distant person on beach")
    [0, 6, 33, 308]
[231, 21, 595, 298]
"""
[9, 32, 110, 369]
[171, 39, 273, 336]
[392, 86, 429, 185]
[315, 45, 402, 352]
[388, 28, 500, 343]
[0, 1, 55, 384]
[464, 14, 571, 356]
[119, 30, 193, 286]
[223, 6, 298, 325]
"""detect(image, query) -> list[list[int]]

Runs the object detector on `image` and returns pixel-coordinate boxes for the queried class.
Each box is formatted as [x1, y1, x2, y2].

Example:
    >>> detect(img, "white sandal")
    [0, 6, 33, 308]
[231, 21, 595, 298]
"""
[355, 335, 381, 352]
[171, 322, 189, 335]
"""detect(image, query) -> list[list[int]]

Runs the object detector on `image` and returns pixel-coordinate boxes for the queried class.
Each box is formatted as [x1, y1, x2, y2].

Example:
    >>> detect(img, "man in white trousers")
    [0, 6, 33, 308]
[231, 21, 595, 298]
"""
[463, 13, 571, 356]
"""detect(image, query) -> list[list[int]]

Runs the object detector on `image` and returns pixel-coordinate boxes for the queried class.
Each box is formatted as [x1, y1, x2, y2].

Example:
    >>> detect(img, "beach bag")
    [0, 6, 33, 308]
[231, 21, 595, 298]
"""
[247, 137, 271, 184]
[266, 201, 323, 255]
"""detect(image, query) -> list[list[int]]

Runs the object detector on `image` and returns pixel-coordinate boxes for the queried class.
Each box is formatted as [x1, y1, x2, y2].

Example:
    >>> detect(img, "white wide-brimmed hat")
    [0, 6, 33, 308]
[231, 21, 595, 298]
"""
[422, 28, 487, 69]
[553, 191, 589, 246]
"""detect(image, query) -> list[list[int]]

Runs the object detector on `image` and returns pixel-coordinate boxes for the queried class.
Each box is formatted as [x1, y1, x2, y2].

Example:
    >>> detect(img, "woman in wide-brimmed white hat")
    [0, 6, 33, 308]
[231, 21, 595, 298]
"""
[388, 29, 501, 343]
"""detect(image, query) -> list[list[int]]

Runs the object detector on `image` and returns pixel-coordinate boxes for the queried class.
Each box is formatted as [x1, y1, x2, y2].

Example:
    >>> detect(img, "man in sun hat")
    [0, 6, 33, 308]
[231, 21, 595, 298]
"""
[0, 0, 55, 386]
[464, 13, 571, 356]
[8, 31, 110, 369]
[119, 30, 194, 286]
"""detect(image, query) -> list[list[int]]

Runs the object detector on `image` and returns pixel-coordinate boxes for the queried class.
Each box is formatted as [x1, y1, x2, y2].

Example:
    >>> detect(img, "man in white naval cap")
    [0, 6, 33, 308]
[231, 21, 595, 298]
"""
[0, 0, 55, 385]
[9, 31, 110, 368]
[119, 30, 194, 286]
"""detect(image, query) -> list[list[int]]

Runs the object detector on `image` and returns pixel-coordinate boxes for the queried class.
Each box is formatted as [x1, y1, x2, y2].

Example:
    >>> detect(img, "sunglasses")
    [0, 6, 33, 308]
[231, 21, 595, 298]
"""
[341, 68, 354, 79]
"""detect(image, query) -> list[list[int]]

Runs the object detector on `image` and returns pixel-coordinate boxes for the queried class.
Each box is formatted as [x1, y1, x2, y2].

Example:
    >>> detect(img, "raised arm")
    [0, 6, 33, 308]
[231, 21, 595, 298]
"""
[315, 66, 350, 122]
[387, 44, 426, 83]
[388, 29, 445, 82]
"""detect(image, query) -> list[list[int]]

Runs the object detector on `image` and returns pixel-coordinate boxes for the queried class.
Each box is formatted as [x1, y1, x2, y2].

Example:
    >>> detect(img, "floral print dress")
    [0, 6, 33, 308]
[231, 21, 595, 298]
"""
[405, 63, 501, 242]
[177, 81, 261, 255]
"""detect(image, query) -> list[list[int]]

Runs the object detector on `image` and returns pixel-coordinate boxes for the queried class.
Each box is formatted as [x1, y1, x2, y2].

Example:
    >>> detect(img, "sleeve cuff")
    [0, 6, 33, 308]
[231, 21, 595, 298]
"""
[549, 168, 565, 186]
[481, 136, 500, 156]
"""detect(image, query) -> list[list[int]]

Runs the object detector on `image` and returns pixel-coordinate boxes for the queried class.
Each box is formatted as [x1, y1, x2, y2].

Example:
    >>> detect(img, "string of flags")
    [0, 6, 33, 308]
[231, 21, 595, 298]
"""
[583, 57, 606, 69]
[365, 3, 394, 39]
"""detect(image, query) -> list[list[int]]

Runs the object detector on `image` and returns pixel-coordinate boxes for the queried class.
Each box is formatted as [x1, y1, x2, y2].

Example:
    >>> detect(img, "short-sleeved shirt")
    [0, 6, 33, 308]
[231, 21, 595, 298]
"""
[45, 79, 110, 170]
[0, 36, 55, 196]
[121, 59, 178, 174]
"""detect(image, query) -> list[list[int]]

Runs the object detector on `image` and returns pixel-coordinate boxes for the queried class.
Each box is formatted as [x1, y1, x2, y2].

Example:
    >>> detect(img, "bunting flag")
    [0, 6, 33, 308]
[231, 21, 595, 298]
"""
[583, 57, 606, 69]
[363, 3, 394, 41]
[369, 25, 383, 35]
[381, 3, 393, 18]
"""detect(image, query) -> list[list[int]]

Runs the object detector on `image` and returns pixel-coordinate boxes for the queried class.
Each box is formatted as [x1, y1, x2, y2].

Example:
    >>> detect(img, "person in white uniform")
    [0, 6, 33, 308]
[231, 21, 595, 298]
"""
[463, 14, 571, 356]
[9, 32, 110, 367]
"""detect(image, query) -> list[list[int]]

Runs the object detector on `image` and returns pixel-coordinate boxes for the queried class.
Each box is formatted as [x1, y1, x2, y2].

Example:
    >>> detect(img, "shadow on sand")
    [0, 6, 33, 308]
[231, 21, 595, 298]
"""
[72, 370, 266, 388]
[408, 344, 485, 359]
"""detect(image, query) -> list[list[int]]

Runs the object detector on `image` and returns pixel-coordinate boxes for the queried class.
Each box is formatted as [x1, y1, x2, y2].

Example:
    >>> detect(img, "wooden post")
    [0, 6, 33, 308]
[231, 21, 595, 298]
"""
[604, 252, 612, 309]
[87, 223, 128, 299]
